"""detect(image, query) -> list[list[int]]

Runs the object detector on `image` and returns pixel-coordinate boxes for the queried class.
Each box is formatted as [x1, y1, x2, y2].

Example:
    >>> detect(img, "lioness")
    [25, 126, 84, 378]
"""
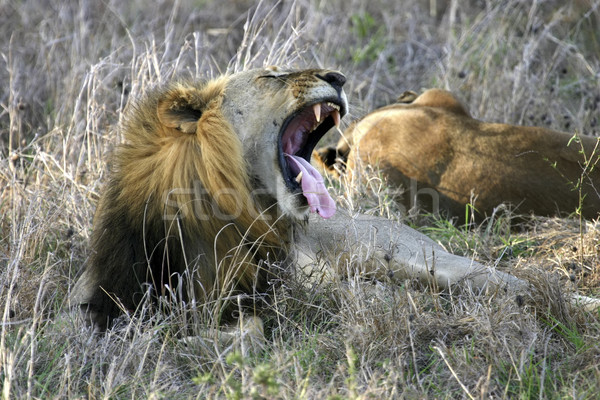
[71, 70, 598, 329]
[317, 89, 600, 222]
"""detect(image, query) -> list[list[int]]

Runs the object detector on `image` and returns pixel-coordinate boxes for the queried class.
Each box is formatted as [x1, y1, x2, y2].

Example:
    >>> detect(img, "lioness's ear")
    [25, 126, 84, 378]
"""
[397, 90, 418, 104]
[157, 87, 205, 134]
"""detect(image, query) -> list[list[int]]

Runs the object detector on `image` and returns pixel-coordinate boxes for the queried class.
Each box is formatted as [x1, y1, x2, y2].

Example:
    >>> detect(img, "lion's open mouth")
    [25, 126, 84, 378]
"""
[279, 101, 344, 219]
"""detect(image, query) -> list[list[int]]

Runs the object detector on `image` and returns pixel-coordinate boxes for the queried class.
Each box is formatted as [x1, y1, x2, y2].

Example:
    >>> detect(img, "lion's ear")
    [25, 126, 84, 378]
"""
[397, 90, 418, 104]
[157, 87, 204, 134]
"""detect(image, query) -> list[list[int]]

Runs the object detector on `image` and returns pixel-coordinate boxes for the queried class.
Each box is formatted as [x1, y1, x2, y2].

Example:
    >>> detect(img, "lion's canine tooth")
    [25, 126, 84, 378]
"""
[295, 171, 303, 183]
[332, 109, 341, 128]
[313, 103, 321, 123]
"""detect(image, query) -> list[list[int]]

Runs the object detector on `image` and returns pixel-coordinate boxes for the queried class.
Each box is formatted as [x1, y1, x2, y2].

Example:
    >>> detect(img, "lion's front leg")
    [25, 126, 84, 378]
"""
[296, 212, 600, 311]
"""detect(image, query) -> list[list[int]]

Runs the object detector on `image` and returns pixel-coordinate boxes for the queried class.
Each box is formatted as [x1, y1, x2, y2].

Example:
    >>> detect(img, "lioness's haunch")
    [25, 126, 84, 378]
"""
[71, 70, 599, 329]
[317, 89, 600, 223]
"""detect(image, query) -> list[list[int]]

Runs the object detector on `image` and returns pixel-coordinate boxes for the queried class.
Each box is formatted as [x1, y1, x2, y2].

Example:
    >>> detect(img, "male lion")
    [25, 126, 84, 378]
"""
[317, 89, 600, 223]
[71, 70, 598, 329]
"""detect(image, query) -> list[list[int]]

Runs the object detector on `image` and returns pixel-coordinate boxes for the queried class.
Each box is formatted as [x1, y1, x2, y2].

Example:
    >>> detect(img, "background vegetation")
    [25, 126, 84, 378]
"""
[1, 0, 600, 398]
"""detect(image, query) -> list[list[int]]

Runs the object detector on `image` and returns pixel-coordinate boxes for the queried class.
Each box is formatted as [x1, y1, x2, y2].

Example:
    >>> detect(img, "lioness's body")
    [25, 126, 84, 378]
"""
[72, 73, 598, 329]
[325, 89, 600, 222]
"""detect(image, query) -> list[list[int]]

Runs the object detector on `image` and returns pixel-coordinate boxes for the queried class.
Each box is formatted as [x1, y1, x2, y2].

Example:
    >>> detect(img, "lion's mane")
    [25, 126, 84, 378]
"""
[80, 79, 289, 324]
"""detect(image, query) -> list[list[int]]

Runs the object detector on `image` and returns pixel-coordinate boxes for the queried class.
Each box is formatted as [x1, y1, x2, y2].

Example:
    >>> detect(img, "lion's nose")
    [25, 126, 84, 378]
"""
[317, 72, 346, 91]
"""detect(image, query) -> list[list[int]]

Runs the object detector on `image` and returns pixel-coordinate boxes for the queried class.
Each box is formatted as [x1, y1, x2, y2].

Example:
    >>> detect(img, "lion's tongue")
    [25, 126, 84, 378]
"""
[285, 154, 336, 219]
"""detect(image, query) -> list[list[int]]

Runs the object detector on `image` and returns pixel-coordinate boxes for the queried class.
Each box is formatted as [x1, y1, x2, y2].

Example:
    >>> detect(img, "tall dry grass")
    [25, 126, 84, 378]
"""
[1, 0, 600, 398]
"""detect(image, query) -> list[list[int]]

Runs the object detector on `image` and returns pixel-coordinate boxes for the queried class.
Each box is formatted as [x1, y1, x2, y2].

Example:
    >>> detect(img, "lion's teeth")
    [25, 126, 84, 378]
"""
[295, 171, 303, 183]
[332, 109, 341, 128]
[313, 103, 321, 123]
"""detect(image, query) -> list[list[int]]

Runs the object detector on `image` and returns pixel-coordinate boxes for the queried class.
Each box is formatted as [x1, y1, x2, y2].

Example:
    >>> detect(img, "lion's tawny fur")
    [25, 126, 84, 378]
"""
[317, 89, 600, 222]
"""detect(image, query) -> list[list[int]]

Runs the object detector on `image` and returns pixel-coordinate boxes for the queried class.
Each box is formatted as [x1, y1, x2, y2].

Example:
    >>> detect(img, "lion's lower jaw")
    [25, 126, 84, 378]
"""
[277, 193, 310, 220]
[268, 176, 309, 220]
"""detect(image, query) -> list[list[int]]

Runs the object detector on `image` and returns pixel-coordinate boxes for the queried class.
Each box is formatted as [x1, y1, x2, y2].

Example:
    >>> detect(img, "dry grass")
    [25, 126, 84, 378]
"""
[1, 0, 600, 398]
